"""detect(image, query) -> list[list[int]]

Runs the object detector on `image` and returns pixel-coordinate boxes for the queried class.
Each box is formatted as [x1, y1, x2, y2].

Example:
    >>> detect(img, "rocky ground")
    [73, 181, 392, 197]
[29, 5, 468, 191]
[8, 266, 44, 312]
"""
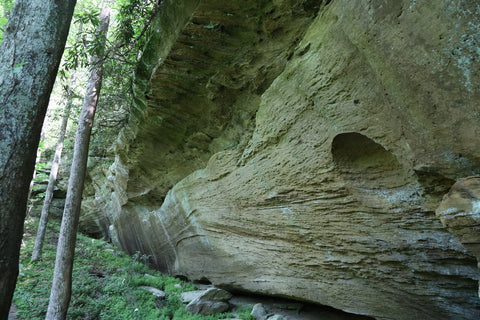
[184, 284, 374, 320]
[229, 295, 373, 320]
[9, 286, 372, 320]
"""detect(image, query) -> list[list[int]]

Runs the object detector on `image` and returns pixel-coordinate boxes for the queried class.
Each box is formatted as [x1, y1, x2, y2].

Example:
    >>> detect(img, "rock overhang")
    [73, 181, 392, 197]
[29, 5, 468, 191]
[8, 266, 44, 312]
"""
[80, 1, 480, 319]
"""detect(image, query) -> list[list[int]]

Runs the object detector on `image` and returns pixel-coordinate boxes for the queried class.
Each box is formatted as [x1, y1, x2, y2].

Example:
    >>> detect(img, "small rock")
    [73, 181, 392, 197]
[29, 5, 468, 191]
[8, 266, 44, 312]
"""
[139, 286, 166, 298]
[186, 300, 230, 315]
[267, 315, 288, 320]
[251, 303, 268, 320]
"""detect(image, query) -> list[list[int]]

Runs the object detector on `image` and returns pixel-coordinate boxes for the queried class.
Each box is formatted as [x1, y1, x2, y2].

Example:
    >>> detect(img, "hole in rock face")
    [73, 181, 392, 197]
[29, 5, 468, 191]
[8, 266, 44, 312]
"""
[414, 170, 455, 203]
[194, 277, 212, 285]
[331, 132, 408, 186]
[331, 132, 417, 209]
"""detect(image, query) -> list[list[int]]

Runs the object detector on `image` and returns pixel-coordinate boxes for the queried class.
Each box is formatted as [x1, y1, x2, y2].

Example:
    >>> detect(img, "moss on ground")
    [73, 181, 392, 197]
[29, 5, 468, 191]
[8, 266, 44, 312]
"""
[13, 217, 246, 320]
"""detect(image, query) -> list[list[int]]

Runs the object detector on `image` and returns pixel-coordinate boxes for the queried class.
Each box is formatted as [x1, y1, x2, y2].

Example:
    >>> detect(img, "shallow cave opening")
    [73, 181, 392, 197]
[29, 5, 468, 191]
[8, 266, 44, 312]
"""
[225, 291, 375, 320]
[331, 132, 404, 183]
[331, 132, 416, 209]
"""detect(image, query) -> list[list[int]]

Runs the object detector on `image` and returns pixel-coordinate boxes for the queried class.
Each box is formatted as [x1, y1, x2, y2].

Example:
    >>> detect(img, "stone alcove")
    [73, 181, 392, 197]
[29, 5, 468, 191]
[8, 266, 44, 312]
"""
[331, 132, 418, 210]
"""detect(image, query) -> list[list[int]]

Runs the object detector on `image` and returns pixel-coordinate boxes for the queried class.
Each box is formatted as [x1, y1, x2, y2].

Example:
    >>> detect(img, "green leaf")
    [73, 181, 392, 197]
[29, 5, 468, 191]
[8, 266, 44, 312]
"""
[12, 62, 27, 73]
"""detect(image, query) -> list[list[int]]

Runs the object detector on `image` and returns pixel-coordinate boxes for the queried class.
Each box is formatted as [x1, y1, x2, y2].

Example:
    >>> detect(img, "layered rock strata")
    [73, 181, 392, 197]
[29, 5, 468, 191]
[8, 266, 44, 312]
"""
[81, 0, 480, 319]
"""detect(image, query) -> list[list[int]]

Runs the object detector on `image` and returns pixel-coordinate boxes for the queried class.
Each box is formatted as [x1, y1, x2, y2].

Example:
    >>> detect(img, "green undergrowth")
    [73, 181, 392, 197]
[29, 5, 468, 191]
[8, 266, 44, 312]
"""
[14, 217, 250, 320]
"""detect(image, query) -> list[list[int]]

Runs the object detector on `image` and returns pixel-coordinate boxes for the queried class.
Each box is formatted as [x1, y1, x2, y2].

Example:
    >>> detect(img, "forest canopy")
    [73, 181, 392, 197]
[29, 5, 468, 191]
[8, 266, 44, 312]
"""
[41, 0, 161, 159]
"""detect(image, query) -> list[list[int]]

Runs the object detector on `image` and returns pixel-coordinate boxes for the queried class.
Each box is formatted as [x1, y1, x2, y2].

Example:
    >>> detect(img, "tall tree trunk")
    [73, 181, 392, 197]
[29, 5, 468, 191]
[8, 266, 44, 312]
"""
[31, 73, 76, 262]
[46, 4, 110, 319]
[0, 0, 76, 318]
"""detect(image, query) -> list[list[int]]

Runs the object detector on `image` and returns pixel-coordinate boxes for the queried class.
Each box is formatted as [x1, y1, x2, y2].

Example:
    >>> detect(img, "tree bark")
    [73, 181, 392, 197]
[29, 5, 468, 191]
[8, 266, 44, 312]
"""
[0, 0, 76, 318]
[46, 4, 110, 319]
[31, 74, 76, 262]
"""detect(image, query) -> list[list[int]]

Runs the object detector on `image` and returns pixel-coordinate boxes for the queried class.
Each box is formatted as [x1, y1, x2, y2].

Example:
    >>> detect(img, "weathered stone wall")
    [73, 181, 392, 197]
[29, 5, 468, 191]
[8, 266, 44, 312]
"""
[81, 0, 480, 319]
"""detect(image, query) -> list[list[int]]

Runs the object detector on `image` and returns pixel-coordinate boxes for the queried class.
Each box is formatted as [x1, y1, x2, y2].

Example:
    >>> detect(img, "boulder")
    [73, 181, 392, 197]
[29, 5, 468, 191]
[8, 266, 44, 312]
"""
[436, 176, 480, 259]
[436, 176, 480, 297]
[185, 288, 232, 315]
[181, 290, 204, 303]
[193, 288, 232, 301]
[186, 300, 230, 316]
[251, 303, 268, 320]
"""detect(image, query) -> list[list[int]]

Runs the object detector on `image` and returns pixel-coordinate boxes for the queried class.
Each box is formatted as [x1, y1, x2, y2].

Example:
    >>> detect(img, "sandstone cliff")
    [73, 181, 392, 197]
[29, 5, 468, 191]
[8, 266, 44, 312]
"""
[81, 0, 480, 319]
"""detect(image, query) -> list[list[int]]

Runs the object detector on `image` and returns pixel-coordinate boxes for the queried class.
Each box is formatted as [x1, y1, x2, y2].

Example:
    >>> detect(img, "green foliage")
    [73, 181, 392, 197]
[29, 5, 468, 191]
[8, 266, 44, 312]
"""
[0, 18, 7, 42]
[64, 4, 100, 70]
[32, 171, 48, 182]
[27, 155, 51, 210]
[0, 0, 13, 42]
[14, 218, 248, 320]
[114, 0, 159, 47]
[0, 62, 28, 75]
[12, 61, 27, 73]
[40, 0, 164, 159]
[75, 8, 100, 27]
[235, 306, 256, 320]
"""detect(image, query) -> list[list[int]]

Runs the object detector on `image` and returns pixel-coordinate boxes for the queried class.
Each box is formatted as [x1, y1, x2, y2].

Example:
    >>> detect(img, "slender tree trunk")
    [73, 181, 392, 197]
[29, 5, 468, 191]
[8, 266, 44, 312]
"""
[31, 74, 76, 262]
[46, 4, 110, 319]
[26, 130, 45, 217]
[0, 0, 76, 318]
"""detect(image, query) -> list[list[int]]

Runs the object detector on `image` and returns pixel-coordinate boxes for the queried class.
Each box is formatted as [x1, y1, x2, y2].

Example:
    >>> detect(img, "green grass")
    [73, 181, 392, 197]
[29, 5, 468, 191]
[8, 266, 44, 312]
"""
[13, 217, 249, 320]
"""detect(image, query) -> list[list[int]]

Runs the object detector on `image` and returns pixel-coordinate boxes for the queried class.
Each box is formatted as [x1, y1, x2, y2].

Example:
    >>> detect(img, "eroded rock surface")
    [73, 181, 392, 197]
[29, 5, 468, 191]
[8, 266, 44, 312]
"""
[81, 0, 480, 319]
[437, 176, 480, 262]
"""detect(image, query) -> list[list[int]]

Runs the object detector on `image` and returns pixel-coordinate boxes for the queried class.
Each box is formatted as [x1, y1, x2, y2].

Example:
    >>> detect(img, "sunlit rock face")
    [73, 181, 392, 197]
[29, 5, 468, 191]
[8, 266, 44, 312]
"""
[437, 176, 480, 263]
[81, 0, 480, 319]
